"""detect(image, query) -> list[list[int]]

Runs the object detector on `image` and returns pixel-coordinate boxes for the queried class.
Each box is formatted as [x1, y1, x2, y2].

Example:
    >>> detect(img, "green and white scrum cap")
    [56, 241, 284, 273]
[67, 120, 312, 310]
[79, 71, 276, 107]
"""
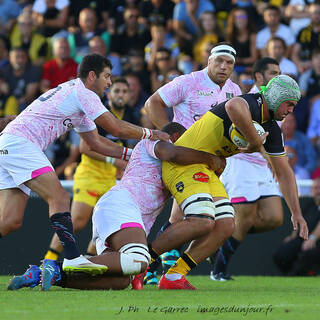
[260, 75, 301, 118]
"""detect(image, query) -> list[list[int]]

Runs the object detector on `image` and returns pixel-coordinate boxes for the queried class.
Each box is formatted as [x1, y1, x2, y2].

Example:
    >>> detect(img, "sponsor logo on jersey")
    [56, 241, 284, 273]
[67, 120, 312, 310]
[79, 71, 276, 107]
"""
[63, 118, 74, 129]
[193, 172, 209, 182]
[176, 181, 184, 192]
[197, 90, 214, 96]
[256, 97, 262, 105]
[226, 92, 234, 100]
[193, 114, 201, 121]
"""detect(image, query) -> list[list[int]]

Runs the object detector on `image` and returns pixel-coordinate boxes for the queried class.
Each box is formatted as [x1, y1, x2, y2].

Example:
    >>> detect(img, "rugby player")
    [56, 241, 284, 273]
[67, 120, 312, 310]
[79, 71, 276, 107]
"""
[144, 43, 241, 283]
[0, 53, 169, 277]
[148, 75, 308, 290]
[43, 78, 130, 261]
[210, 57, 284, 281]
[8, 122, 226, 291]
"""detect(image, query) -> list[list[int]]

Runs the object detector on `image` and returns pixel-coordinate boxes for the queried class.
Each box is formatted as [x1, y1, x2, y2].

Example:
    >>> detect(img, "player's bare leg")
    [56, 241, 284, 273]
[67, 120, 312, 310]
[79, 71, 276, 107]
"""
[185, 218, 234, 262]
[64, 274, 130, 290]
[252, 196, 283, 233]
[86, 240, 97, 256]
[45, 201, 94, 260]
[211, 197, 283, 280]
[25, 172, 107, 273]
[0, 188, 28, 236]
[88, 227, 149, 274]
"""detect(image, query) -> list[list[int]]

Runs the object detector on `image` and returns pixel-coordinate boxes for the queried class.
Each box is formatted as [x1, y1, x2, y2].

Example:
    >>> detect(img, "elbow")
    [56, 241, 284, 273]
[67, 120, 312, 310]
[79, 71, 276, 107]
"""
[144, 97, 152, 116]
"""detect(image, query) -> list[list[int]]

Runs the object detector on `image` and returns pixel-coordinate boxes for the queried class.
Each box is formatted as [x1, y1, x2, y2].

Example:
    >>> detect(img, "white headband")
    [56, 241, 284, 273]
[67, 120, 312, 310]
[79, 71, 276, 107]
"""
[209, 45, 236, 62]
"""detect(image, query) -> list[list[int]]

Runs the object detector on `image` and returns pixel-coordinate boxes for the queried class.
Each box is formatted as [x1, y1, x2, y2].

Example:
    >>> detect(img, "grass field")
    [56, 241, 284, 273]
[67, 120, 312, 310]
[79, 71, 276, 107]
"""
[1, 275, 319, 320]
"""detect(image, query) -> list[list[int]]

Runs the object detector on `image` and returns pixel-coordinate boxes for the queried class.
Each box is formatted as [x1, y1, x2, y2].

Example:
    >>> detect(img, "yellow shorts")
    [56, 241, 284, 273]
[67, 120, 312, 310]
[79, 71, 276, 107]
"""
[73, 179, 116, 207]
[162, 162, 228, 206]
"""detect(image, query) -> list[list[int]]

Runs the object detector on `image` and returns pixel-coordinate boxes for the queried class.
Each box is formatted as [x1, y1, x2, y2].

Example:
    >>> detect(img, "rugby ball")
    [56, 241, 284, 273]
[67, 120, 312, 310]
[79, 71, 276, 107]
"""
[229, 121, 266, 148]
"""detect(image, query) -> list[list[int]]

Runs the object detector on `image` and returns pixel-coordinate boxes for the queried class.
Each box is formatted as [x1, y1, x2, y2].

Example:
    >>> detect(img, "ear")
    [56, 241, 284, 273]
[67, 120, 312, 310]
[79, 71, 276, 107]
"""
[88, 70, 97, 81]
[170, 132, 179, 143]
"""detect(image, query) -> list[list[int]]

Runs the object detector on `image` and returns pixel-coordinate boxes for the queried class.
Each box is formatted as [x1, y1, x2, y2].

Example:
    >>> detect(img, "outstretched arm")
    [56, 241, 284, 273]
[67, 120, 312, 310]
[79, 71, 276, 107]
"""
[155, 141, 226, 174]
[95, 111, 169, 142]
[269, 155, 308, 240]
[79, 129, 131, 160]
[79, 138, 127, 171]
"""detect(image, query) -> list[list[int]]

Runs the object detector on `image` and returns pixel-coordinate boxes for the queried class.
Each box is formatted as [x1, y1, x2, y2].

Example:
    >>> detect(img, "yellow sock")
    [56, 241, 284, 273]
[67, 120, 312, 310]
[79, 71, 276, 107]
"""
[166, 253, 197, 276]
[44, 250, 59, 260]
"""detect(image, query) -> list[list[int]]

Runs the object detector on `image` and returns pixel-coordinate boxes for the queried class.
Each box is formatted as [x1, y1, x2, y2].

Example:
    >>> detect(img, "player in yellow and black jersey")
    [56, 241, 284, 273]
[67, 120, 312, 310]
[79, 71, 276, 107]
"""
[44, 77, 135, 260]
[148, 75, 309, 290]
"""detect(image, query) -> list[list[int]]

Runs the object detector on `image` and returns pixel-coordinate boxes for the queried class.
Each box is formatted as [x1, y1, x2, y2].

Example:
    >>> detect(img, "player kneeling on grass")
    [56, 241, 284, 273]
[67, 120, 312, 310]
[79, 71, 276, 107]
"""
[8, 122, 226, 291]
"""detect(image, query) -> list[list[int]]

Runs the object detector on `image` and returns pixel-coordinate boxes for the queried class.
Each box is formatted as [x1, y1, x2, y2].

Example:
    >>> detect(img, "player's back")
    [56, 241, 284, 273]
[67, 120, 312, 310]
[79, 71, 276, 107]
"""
[3, 78, 106, 150]
[112, 140, 170, 217]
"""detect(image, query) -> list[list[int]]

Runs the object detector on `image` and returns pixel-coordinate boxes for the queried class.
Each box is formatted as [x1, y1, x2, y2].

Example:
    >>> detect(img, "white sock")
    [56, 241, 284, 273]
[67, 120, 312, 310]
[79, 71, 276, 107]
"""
[165, 273, 183, 281]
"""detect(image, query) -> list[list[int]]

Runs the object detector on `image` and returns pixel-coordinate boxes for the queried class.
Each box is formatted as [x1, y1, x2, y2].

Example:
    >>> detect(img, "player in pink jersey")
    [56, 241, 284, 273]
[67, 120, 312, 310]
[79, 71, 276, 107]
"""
[143, 43, 241, 284]
[210, 57, 285, 281]
[8, 122, 226, 291]
[0, 53, 169, 279]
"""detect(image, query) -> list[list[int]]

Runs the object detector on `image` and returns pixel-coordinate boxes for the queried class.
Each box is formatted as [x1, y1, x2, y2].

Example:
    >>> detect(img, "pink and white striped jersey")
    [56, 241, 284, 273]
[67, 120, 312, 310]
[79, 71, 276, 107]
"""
[112, 139, 170, 235]
[158, 68, 241, 129]
[232, 85, 268, 166]
[3, 78, 108, 150]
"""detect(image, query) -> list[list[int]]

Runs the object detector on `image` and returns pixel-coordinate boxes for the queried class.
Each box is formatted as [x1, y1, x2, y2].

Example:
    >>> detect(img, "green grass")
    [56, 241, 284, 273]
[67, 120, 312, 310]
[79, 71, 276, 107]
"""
[1, 275, 320, 320]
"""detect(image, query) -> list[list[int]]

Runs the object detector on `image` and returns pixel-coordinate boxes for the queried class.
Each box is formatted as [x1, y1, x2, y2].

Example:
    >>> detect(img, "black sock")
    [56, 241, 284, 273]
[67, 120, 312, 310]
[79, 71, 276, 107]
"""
[0, 232, 2, 239]
[212, 237, 241, 274]
[148, 222, 173, 272]
[50, 212, 80, 260]
[148, 257, 161, 273]
[148, 244, 159, 261]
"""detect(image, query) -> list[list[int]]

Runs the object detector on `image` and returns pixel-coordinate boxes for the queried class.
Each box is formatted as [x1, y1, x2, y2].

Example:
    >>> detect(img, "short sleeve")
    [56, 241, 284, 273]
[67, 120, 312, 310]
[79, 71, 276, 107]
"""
[74, 115, 96, 133]
[263, 121, 285, 156]
[144, 140, 160, 159]
[76, 88, 108, 121]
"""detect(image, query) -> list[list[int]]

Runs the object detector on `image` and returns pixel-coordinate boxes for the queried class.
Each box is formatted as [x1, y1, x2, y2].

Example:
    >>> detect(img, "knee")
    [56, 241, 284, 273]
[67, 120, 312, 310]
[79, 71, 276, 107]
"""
[119, 243, 150, 275]
[262, 212, 283, 229]
[0, 215, 23, 234]
[187, 216, 216, 235]
[215, 218, 235, 240]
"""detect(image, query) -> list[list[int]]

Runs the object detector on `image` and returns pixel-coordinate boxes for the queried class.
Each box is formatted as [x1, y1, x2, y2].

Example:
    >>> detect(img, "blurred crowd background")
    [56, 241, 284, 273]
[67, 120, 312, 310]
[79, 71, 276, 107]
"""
[0, 0, 320, 190]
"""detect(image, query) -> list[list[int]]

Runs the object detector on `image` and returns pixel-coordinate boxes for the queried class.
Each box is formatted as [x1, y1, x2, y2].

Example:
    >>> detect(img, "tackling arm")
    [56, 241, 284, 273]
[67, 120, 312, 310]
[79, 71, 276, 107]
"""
[95, 111, 169, 141]
[269, 155, 309, 240]
[79, 129, 129, 160]
[79, 138, 127, 170]
[155, 141, 226, 173]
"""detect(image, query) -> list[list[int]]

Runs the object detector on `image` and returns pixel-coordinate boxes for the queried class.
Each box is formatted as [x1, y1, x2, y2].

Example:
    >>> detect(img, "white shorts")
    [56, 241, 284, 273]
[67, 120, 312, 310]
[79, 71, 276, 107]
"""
[92, 188, 145, 255]
[220, 157, 280, 203]
[0, 133, 53, 195]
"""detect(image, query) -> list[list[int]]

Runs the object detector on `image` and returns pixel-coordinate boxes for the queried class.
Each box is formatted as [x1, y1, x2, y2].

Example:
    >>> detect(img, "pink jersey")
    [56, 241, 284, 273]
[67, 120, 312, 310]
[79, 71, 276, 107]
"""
[158, 68, 241, 129]
[112, 140, 170, 235]
[3, 78, 108, 150]
[232, 85, 267, 166]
